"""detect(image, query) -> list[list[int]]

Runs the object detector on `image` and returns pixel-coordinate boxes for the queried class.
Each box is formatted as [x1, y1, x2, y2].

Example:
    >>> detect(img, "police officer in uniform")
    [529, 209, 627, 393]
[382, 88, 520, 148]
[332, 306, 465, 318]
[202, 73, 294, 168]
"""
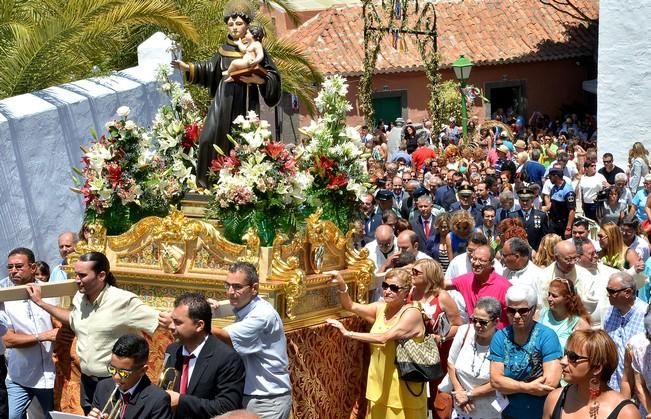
[547, 167, 576, 239]
[509, 188, 550, 251]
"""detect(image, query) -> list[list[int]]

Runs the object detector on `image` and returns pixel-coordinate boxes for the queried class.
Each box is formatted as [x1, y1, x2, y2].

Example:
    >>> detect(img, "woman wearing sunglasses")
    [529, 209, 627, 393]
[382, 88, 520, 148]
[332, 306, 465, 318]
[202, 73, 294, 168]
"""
[409, 259, 463, 416]
[327, 269, 427, 419]
[538, 278, 590, 350]
[445, 297, 501, 419]
[543, 329, 639, 419]
[489, 285, 563, 419]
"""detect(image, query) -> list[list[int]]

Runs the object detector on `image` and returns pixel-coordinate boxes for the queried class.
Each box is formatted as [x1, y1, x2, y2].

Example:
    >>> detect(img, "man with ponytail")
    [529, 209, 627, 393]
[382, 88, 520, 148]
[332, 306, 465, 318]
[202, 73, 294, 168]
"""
[26, 251, 160, 414]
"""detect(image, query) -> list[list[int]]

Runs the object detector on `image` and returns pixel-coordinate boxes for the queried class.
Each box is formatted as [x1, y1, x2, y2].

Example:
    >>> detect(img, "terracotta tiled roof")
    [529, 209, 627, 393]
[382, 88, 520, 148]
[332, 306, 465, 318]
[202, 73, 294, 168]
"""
[283, 0, 598, 75]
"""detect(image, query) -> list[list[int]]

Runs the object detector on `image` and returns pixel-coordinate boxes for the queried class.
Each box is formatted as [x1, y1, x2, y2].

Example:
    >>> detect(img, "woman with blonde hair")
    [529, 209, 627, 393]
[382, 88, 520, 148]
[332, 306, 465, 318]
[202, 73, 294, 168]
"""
[543, 330, 639, 419]
[533, 233, 563, 268]
[628, 141, 650, 194]
[598, 222, 641, 270]
[410, 259, 463, 415]
[446, 210, 476, 258]
[328, 268, 427, 418]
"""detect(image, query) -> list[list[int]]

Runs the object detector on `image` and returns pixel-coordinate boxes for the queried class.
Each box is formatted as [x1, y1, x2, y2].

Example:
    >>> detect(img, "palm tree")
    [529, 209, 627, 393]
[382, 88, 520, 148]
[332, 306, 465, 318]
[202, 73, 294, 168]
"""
[0, 0, 199, 98]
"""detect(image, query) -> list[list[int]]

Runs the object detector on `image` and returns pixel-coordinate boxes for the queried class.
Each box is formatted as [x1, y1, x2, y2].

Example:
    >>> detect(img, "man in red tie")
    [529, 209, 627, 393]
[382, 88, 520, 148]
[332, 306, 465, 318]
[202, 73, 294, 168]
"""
[163, 293, 245, 418]
[88, 334, 173, 419]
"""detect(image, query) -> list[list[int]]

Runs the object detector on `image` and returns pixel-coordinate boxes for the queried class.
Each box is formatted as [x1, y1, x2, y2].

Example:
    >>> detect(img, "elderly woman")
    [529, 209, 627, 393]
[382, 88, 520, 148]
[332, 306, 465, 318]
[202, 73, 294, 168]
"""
[328, 269, 426, 419]
[489, 285, 562, 419]
[446, 297, 502, 419]
[543, 330, 639, 419]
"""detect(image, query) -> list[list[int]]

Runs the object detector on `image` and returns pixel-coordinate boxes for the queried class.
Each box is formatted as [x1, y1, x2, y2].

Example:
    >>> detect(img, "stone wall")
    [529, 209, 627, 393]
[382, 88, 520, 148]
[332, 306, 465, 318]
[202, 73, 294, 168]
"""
[0, 32, 178, 271]
[598, 1, 651, 168]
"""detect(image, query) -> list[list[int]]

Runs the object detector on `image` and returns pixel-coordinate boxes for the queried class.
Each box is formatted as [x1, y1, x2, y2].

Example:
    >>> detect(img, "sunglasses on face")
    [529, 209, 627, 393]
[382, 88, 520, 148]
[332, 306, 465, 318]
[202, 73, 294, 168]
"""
[564, 349, 589, 365]
[506, 306, 532, 316]
[107, 363, 143, 379]
[471, 317, 492, 327]
[411, 269, 423, 276]
[381, 282, 405, 293]
[606, 286, 631, 296]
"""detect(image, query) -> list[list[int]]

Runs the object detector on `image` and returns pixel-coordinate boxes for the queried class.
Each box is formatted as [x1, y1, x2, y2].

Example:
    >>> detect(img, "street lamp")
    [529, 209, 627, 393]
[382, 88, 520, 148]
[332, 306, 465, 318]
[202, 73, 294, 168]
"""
[452, 55, 474, 143]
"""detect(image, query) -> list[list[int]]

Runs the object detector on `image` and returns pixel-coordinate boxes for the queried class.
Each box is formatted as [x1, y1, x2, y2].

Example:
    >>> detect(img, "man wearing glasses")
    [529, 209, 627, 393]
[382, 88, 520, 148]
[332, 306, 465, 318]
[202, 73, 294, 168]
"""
[210, 262, 292, 419]
[89, 334, 172, 419]
[598, 152, 624, 186]
[601, 272, 647, 391]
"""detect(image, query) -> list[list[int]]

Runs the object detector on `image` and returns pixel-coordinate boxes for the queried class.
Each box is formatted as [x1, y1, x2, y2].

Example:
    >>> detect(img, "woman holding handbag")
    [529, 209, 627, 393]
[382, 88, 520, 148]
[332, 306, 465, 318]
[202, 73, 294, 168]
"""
[327, 269, 427, 419]
[409, 259, 463, 418]
[446, 297, 501, 419]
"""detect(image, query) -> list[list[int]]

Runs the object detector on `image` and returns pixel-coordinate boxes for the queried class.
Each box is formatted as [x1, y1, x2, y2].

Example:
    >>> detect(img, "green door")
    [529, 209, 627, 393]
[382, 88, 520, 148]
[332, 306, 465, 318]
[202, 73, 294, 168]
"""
[372, 96, 402, 127]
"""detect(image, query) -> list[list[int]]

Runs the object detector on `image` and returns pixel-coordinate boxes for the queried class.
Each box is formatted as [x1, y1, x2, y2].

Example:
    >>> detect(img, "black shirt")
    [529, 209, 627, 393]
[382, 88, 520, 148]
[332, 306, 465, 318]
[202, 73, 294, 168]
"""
[598, 165, 625, 185]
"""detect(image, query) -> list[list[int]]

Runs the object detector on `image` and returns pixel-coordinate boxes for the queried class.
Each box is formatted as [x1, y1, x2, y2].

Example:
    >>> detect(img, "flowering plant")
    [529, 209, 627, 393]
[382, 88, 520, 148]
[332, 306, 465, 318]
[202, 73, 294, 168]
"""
[206, 111, 313, 245]
[297, 75, 372, 231]
[73, 107, 168, 234]
[149, 66, 203, 202]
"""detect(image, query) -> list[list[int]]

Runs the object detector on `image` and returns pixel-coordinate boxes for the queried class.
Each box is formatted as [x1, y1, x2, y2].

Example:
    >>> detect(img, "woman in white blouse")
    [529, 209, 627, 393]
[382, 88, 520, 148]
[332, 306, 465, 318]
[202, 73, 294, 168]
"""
[445, 297, 502, 419]
[578, 160, 608, 221]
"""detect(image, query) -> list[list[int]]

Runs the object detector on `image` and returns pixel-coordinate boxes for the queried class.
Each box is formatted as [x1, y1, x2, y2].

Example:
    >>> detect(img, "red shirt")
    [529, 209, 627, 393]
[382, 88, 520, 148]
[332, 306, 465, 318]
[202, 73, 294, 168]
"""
[452, 270, 512, 328]
[411, 147, 437, 173]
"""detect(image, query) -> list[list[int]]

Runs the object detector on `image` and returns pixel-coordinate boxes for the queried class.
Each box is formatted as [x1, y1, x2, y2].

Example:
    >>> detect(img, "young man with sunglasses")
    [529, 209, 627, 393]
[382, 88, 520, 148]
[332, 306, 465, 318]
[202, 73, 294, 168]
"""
[89, 334, 172, 419]
[601, 271, 647, 392]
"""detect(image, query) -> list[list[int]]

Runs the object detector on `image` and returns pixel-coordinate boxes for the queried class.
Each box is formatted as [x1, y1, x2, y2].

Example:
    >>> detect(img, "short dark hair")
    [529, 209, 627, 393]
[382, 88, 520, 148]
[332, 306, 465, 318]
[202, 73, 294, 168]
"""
[603, 152, 614, 160]
[174, 293, 212, 334]
[621, 216, 639, 231]
[112, 334, 149, 365]
[228, 262, 259, 285]
[468, 231, 489, 246]
[481, 205, 496, 216]
[572, 219, 590, 229]
[507, 237, 531, 258]
[8, 247, 35, 263]
[79, 252, 116, 286]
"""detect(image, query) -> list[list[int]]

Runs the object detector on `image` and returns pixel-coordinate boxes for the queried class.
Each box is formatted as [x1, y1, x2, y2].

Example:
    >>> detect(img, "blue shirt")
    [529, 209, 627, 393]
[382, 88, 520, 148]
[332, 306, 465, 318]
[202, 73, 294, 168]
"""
[632, 189, 649, 221]
[49, 263, 68, 282]
[603, 299, 647, 391]
[488, 322, 562, 419]
[224, 296, 291, 396]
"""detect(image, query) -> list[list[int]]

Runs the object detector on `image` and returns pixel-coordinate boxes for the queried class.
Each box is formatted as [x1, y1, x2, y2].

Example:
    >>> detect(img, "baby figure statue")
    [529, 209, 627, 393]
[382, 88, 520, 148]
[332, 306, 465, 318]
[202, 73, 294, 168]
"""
[223, 26, 265, 82]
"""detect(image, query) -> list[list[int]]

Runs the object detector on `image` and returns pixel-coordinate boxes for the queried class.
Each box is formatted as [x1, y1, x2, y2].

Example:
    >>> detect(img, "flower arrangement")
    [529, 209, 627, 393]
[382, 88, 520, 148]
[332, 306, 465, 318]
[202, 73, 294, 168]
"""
[297, 75, 372, 232]
[205, 111, 313, 245]
[149, 66, 203, 202]
[73, 107, 168, 235]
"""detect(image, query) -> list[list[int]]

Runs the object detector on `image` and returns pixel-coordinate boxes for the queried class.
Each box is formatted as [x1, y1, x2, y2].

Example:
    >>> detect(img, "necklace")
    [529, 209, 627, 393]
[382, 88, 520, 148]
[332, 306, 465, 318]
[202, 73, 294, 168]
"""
[470, 342, 489, 377]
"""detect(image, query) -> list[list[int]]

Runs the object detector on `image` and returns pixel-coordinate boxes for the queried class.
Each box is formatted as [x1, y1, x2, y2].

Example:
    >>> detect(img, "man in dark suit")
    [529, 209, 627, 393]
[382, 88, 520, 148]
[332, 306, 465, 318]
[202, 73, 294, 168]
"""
[410, 194, 437, 253]
[89, 334, 173, 419]
[360, 193, 382, 245]
[509, 188, 549, 251]
[435, 169, 458, 210]
[449, 184, 484, 227]
[164, 293, 245, 419]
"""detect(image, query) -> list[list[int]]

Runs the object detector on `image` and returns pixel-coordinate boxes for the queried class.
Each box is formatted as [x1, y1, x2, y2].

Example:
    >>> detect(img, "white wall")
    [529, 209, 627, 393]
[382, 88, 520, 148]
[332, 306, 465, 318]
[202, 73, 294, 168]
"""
[598, 0, 651, 168]
[0, 32, 178, 273]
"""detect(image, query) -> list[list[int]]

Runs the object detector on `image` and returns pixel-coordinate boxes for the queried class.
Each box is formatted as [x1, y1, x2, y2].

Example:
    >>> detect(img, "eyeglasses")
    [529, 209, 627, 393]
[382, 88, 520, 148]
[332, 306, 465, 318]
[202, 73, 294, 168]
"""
[606, 286, 632, 296]
[506, 306, 533, 316]
[381, 282, 405, 293]
[411, 268, 423, 276]
[107, 363, 143, 379]
[223, 282, 251, 292]
[471, 317, 492, 327]
[470, 257, 490, 265]
[603, 160, 613, 164]
[564, 350, 589, 365]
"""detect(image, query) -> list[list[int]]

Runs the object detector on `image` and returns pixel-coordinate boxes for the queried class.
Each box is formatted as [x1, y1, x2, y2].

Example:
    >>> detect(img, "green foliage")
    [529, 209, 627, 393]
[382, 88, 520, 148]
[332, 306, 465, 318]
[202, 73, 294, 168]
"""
[0, 0, 199, 98]
[431, 79, 462, 132]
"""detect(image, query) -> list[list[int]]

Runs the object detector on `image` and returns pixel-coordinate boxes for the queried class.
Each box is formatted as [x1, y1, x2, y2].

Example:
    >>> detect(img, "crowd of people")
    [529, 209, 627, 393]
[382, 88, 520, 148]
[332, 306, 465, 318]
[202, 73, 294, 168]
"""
[337, 113, 651, 418]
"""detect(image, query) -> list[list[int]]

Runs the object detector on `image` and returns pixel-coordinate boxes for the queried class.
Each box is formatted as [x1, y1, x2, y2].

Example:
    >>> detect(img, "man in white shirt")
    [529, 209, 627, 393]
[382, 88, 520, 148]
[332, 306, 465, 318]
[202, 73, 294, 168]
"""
[576, 240, 616, 327]
[2, 248, 62, 419]
[500, 238, 541, 299]
[363, 225, 398, 302]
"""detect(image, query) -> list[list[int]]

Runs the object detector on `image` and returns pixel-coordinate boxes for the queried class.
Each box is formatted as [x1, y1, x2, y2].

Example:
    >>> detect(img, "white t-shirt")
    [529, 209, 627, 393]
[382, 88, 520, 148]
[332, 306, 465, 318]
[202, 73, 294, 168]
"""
[579, 173, 607, 204]
[446, 324, 500, 419]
